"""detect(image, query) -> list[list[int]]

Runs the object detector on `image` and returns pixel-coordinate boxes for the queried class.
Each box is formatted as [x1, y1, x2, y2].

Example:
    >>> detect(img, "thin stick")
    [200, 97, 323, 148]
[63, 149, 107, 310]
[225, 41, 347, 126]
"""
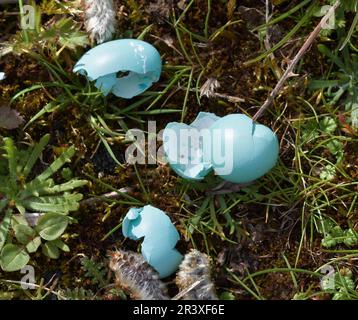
[253, 0, 341, 121]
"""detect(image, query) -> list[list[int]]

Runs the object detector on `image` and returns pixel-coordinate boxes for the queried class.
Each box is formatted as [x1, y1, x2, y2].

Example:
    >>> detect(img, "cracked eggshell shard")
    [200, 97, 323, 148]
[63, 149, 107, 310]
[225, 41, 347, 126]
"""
[163, 112, 219, 180]
[73, 39, 162, 99]
[0, 72, 5, 81]
[122, 205, 183, 278]
[209, 114, 279, 184]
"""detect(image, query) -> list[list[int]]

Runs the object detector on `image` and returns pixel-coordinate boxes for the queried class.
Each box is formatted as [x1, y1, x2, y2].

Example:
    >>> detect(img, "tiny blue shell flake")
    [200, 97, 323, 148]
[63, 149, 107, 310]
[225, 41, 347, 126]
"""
[73, 39, 162, 99]
[122, 205, 183, 278]
[0, 72, 5, 81]
[163, 112, 279, 184]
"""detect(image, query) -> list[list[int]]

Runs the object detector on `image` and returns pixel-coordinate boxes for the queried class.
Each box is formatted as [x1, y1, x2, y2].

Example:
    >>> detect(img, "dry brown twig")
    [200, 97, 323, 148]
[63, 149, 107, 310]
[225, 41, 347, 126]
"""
[253, 0, 341, 121]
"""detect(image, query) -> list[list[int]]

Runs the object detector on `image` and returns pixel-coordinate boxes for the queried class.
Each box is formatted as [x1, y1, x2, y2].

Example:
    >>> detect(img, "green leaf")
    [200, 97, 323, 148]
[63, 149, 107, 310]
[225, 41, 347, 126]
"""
[15, 203, 26, 215]
[61, 168, 73, 181]
[55, 18, 89, 50]
[309, 79, 340, 90]
[0, 209, 12, 251]
[0, 244, 30, 272]
[317, 44, 346, 70]
[52, 239, 70, 252]
[343, 229, 358, 246]
[320, 164, 336, 181]
[301, 119, 320, 142]
[14, 224, 35, 245]
[31, 145, 76, 182]
[22, 134, 50, 178]
[2, 138, 17, 189]
[22, 193, 83, 213]
[42, 241, 59, 259]
[11, 214, 28, 227]
[320, 117, 337, 134]
[325, 139, 344, 162]
[36, 213, 69, 241]
[314, 5, 336, 30]
[26, 236, 41, 253]
[219, 291, 236, 300]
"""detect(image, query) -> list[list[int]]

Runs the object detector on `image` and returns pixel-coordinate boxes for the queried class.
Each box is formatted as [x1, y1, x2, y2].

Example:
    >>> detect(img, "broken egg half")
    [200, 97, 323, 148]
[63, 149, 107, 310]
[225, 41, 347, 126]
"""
[163, 112, 279, 184]
[122, 205, 183, 278]
[73, 39, 162, 99]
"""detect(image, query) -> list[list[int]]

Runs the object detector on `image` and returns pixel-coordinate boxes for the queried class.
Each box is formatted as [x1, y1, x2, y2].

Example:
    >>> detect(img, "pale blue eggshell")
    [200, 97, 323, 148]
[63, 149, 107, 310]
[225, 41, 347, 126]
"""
[73, 39, 162, 99]
[163, 112, 279, 184]
[162, 112, 219, 180]
[209, 114, 279, 183]
[141, 242, 183, 279]
[0, 72, 5, 81]
[122, 205, 183, 278]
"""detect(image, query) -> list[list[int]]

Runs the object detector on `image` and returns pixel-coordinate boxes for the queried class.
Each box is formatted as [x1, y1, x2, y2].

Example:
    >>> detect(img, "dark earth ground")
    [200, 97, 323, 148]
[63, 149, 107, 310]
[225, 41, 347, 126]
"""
[0, 0, 357, 300]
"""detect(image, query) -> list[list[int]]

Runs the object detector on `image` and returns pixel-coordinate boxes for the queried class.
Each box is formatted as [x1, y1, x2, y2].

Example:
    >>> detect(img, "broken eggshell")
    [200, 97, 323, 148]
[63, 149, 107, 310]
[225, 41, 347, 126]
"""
[122, 205, 183, 278]
[73, 39, 162, 99]
[163, 112, 279, 184]
[0, 72, 5, 81]
[162, 112, 219, 180]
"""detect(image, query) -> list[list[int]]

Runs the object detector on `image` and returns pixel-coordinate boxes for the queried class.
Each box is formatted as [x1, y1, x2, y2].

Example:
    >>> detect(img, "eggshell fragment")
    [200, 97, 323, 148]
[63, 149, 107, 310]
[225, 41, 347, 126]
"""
[163, 112, 219, 180]
[73, 39, 162, 99]
[163, 112, 279, 184]
[0, 72, 5, 81]
[122, 205, 183, 278]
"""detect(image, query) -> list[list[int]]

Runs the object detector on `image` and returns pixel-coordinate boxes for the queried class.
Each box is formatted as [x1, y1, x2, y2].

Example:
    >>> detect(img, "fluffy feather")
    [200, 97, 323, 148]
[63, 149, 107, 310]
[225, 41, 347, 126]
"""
[175, 249, 218, 300]
[83, 0, 116, 43]
[108, 249, 169, 300]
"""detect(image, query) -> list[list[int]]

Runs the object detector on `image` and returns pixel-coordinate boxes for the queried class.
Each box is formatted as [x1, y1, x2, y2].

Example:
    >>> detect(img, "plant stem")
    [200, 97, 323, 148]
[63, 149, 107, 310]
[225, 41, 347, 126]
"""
[253, 0, 341, 121]
[18, 0, 29, 43]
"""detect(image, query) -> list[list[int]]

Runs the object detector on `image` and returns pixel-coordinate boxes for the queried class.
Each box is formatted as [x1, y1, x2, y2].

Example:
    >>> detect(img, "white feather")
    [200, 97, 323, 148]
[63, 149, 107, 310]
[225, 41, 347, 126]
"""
[84, 0, 117, 44]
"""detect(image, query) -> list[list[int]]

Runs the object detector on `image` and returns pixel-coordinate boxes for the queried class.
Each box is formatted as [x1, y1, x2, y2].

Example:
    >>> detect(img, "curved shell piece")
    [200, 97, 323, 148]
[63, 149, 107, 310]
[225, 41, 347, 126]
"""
[122, 205, 183, 278]
[73, 39, 162, 99]
[209, 114, 279, 184]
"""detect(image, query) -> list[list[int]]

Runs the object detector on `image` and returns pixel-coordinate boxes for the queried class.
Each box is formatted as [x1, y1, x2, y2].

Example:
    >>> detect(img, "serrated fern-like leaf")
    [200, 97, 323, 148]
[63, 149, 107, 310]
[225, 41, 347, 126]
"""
[31, 145, 76, 182]
[38, 179, 87, 195]
[81, 256, 107, 287]
[21, 179, 87, 198]
[22, 134, 50, 179]
[19, 179, 54, 198]
[58, 287, 95, 300]
[2, 138, 17, 190]
[22, 193, 83, 213]
[0, 135, 86, 272]
[0, 209, 12, 251]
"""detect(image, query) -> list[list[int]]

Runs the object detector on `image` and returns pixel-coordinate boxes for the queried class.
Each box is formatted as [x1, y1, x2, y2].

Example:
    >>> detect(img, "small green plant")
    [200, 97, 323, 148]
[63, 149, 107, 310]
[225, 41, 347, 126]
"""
[310, 44, 358, 130]
[1, 1, 88, 59]
[58, 287, 95, 300]
[316, 217, 358, 248]
[299, 115, 344, 181]
[81, 256, 107, 288]
[309, 0, 358, 131]
[0, 134, 87, 272]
